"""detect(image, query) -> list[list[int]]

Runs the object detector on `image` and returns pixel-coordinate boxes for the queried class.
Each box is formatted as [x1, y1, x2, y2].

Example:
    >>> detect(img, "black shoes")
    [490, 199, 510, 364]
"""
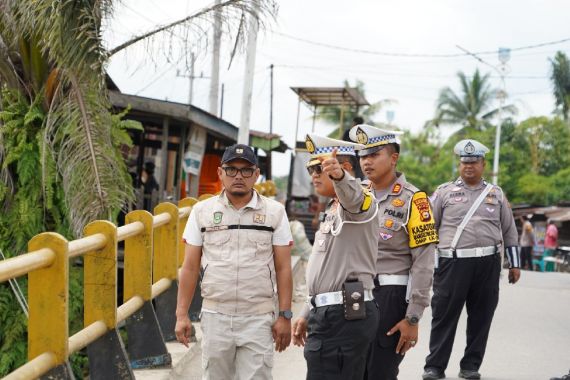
[458, 369, 481, 379]
[550, 370, 570, 380]
[422, 368, 445, 380]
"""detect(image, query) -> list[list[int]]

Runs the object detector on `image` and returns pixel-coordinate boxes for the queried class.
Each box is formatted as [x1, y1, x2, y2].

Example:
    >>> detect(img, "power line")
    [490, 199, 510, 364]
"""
[273, 31, 570, 59]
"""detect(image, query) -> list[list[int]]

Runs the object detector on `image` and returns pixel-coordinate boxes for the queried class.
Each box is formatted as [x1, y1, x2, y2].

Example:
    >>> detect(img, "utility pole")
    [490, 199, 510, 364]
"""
[267, 64, 274, 179]
[238, 1, 260, 145]
[220, 83, 225, 118]
[209, 0, 221, 115]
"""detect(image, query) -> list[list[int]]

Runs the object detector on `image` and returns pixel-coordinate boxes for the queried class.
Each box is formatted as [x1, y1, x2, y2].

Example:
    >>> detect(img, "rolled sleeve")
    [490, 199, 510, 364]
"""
[272, 207, 293, 246]
[182, 208, 203, 246]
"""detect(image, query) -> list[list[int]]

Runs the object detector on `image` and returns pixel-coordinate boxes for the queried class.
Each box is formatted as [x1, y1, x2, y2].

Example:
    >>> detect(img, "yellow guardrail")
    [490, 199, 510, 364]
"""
[0, 197, 199, 380]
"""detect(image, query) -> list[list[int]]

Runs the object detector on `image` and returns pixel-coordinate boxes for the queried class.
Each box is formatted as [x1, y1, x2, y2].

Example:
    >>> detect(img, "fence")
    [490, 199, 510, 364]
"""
[0, 197, 198, 380]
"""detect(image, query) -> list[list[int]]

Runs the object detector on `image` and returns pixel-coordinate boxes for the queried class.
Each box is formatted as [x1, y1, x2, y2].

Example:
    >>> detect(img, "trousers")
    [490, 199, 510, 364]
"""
[425, 253, 501, 372]
[304, 302, 378, 380]
[366, 285, 408, 380]
[201, 311, 274, 380]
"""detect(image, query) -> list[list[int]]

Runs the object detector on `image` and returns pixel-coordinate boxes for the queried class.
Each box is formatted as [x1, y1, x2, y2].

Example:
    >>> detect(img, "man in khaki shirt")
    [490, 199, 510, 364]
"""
[423, 139, 521, 380]
[349, 124, 438, 380]
[175, 144, 293, 380]
[292, 134, 379, 380]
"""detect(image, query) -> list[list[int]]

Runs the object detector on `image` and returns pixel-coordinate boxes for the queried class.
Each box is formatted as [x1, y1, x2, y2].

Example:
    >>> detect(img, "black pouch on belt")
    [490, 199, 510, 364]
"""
[342, 280, 366, 320]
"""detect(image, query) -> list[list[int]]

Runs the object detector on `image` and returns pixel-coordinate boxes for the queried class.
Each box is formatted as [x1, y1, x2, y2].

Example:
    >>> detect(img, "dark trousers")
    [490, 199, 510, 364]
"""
[520, 246, 533, 270]
[425, 253, 501, 372]
[366, 285, 408, 380]
[305, 301, 379, 380]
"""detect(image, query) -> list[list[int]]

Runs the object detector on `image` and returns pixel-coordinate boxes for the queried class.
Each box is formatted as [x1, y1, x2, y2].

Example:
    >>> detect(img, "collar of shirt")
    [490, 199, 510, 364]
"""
[455, 176, 488, 189]
[217, 189, 262, 211]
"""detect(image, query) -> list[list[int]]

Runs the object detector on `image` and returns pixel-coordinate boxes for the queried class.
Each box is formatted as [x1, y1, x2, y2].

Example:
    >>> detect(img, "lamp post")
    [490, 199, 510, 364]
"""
[492, 47, 511, 185]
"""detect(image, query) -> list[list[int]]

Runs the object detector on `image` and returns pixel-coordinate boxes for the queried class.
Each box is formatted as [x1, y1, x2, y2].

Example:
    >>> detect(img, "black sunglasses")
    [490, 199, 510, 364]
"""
[306, 164, 323, 176]
[221, 166, 255, 178]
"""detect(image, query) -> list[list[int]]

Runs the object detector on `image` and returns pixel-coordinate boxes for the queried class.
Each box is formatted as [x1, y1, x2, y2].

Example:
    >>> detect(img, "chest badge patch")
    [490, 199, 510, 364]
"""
[392, 198, 405, 207]
[454, 197, 463, 202]
[485, 197, 495, 204]
[318, 239, 325, 247]
[392, 183, 402, 194]
[253, 213, 266, 224]
[213, 211, 223, 224]
[380, 232, 393, 240]
[384, 219, 394, 228]
[486, 207, 495, 213]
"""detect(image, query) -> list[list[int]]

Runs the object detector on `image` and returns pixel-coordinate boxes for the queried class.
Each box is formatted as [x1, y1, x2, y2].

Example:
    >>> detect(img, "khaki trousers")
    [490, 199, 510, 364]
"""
[201, 311, 274, 380]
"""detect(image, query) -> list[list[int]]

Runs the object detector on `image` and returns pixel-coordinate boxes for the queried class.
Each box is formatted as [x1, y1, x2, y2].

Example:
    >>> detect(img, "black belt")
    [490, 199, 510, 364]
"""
[201, 224, 274, 233]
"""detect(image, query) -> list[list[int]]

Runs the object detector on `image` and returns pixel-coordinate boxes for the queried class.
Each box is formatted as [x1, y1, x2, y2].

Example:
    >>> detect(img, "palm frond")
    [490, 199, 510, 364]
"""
[108, 0, 278, 70]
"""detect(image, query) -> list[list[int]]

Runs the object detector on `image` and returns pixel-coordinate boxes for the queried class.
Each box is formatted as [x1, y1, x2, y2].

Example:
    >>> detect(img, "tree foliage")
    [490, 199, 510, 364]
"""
[550, 51, 570, 120]
[430, 69, 517, 135]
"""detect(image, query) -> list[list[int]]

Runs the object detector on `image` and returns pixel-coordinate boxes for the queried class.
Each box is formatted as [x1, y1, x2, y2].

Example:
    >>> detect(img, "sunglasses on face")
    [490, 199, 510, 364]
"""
[221, 166, 255, 178]
[306, 164, 323, 176]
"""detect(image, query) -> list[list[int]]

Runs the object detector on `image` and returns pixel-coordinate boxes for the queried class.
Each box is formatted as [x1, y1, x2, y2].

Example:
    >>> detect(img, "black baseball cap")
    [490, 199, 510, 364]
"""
[221, 144, 258, 166]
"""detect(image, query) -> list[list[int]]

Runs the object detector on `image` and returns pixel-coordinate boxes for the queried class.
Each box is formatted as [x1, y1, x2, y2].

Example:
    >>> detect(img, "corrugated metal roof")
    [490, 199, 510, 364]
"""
[290, 87, 369, 107]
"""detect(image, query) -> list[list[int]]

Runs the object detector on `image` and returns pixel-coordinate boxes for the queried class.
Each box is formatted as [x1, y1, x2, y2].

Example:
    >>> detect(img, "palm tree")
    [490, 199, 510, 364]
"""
[549, 51, 570, 120]
[431, 69, 517, 134]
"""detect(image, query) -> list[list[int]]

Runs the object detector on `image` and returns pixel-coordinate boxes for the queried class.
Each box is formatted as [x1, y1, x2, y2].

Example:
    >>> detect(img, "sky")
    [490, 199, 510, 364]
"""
[103, 0, 570, 176]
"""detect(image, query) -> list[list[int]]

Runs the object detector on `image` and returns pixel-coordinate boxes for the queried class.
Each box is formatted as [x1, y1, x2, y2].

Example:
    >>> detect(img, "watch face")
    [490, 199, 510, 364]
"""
[409, 316, 419, 324]
[281, 310, 293, 319]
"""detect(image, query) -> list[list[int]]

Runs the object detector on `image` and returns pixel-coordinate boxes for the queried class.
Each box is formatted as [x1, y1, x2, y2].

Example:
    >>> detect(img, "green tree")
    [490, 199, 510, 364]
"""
[0, 0, 278, 376]
[431, 69, 517, 135]
[549, 51, 570, 120]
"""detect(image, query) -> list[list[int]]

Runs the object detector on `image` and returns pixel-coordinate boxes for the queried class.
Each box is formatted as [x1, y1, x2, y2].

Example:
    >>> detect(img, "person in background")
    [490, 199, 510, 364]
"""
[520, 215, 535, 270]
[543, 219, 559, 272]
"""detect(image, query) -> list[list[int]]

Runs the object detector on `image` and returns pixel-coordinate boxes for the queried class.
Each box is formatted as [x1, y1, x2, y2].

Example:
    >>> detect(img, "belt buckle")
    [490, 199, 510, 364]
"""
[475, 247, 483, 257]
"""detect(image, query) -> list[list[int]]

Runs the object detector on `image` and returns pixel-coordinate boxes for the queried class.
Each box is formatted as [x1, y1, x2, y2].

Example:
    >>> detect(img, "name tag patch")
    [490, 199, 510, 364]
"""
[384, 208, 405, 219]
[253, 213, 266, 224]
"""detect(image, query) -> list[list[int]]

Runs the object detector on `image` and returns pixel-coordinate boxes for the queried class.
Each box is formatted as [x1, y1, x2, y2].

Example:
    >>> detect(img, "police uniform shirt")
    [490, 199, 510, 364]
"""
[300, 172, 379, 318]
[373, 172, 438, 318]
[431, 177, 519, 266]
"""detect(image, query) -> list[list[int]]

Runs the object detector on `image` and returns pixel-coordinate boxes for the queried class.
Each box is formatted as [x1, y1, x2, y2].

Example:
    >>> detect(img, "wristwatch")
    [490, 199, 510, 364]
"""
[406, 315, 419, 326]
[279, 310, 293, 320]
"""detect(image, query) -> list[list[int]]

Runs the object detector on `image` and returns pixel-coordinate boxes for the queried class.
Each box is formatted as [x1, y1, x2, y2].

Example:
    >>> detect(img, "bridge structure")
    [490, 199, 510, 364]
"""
[0, 182, 278, 380]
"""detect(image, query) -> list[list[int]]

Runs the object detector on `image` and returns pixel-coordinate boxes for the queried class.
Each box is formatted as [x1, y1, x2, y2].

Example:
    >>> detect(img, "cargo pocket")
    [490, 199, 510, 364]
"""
[263, 352, 274, 368]
[247, 230, 272, 260]
[304, 338, 322, 361]
[203, 231, 231, 260]
[313, 231, 329, 254]
[431, 287, 450, 319]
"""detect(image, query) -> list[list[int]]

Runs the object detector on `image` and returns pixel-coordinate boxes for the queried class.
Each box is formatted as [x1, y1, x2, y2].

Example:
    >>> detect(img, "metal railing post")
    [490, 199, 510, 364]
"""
[28, 232, 74, 379]
[153, 202, 180, 341]
[83, 220, 134, 380]
[124, 210, 172, 369]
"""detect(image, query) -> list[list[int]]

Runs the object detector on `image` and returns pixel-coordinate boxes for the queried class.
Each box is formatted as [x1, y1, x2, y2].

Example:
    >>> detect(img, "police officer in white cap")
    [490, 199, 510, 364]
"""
[292, 134, 379, 380]
[349, 124, 438, 380]
[423, 139, 521, 380]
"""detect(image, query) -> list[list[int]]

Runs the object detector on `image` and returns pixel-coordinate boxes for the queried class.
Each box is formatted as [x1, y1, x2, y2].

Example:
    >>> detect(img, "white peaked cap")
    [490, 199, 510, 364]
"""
[453, 139, 490, 162]
[348, 124, 403, 156]
[305, 133, 365, 159]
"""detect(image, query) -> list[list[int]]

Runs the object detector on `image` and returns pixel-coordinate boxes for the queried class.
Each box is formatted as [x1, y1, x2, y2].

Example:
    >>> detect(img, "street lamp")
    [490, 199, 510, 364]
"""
[492, 47, 511, 185]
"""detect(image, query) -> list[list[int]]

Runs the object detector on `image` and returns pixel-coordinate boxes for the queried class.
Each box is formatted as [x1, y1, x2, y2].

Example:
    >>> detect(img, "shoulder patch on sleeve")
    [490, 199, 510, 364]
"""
[361, 188, 373, 212]
[408, 191, 439, 248]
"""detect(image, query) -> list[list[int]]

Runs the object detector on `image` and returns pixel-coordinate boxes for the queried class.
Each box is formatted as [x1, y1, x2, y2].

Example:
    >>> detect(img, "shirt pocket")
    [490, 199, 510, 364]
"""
[203, 231, 231, 260]
[313, 230, 330, 254]
[247, 230, 273, 260]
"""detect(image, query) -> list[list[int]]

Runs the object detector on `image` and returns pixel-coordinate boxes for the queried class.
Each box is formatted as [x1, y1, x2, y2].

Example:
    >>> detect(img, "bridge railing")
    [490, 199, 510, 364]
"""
[0, 197, 198, 380]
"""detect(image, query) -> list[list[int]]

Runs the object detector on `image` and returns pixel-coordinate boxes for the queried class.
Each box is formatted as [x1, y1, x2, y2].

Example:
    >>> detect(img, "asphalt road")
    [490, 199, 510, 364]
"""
[274, 270, 570, 380]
